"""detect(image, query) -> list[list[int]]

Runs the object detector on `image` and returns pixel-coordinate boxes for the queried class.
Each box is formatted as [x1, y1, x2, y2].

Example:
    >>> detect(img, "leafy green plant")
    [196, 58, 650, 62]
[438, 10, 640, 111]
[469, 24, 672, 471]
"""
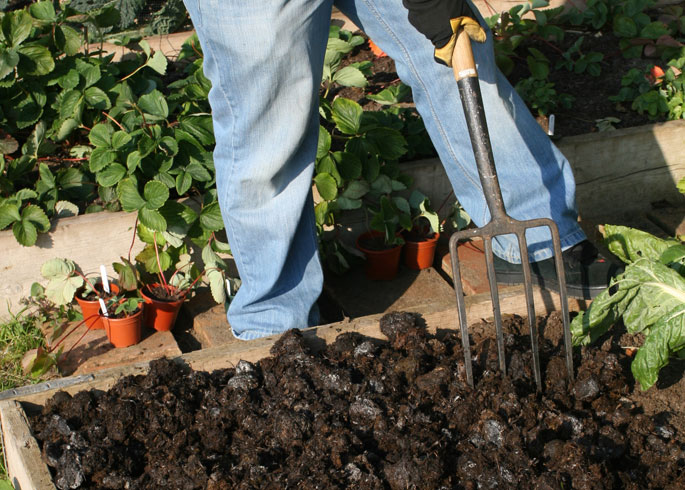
[321, 26, 370, 97]
[406, 190, 439, 238]
[556, 36, 604, 76]
[367, 194, 412, 247]
[515, 77, 574, 116]
[571, 224, 685, 390]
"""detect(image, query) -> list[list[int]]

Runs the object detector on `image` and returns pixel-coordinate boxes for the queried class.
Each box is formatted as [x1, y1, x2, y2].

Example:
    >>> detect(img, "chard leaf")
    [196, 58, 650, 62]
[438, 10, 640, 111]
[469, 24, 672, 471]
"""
[631, 303, 685, 390]
[572, 258, 685, 345]
[603, 224, 679, 264]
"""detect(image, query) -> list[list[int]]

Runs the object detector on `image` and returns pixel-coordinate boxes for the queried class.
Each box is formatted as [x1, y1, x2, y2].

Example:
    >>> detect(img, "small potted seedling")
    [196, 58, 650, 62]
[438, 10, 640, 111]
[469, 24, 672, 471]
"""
[356, 195, 412, 280]
[99, 293, 144, 348]
[402, 190, 441, 270]
[39, 258, 122, 330]
[138, 231, 227, 332]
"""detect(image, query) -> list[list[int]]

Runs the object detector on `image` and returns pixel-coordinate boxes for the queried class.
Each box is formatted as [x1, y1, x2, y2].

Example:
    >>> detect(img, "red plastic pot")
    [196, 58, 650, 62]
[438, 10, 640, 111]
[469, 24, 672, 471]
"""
[356, 231, 404, 281]
[141, 283, 184, 332]
[75, 283, 120, 330]
[403, 232, 440, 270]
[102, 305, 143, 348]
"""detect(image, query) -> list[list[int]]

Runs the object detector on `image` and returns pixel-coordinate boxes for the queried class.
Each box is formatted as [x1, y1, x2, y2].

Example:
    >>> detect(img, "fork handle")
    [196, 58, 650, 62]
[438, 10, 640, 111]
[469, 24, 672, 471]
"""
[452, 30, 507, 220]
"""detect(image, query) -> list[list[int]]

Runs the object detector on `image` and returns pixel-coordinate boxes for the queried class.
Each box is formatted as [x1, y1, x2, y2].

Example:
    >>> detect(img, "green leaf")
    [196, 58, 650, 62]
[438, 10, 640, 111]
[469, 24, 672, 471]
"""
[142, 180, 169, 210]
[207, 268, 226, 304]
[367, 84, 412, 105]
[138, 207, 166, 231]
[199, 201, 224, 232]
[317, 125, 331, 159]
[572, 258, 685, 346]
[342, 180, 369, 199]
[55, 25, 82, 56]
[29, 2, 57, 21]
[138, 90, 169, 121]
[113, 259, 139, 292]
[89, 123, 113, 147]
[55, 200, 79, 218]
[332, 65, 368, 87]
[0, 202, 21, 229]
[117, 178, 146, 212]
[366, 128, 407, 160]
[332, 98, 362, 135]
[89, 147, 117, 172]
[0, 48, 19, 80]
[96, 163, 127, 187]
[126, 150, 141, 172]
[603, 224, 680, 264]
[22, 204, 50, 232]
[147, 51, 168, 75]
[42, 258, 83, 305]
[84, 86, 111, 110]
[186, 161, 211, 181]
[314, 172, 338, 201]
[2, 10, 32, 47]
[337, 196, 362, 210]
[17, 45, 55, 76]
[56, 118, 80, 141]
[13, 220, 37, 246]
[334, 152, 362, 180]
[176, 171, 193, 195]
[613, 15, 638, 38]
[640, 21, 670, 40]
[111, 131, 131, 150]
[0, 132, 18, 155]
[631, 304, 685, 390]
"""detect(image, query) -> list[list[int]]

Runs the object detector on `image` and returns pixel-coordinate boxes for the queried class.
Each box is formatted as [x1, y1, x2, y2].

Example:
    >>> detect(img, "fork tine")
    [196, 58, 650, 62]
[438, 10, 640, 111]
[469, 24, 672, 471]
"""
[549, 224, 574, 383]
[517, 232, 542, 391]
[482, 237, 506, 376]
[449, 234, 474, 388]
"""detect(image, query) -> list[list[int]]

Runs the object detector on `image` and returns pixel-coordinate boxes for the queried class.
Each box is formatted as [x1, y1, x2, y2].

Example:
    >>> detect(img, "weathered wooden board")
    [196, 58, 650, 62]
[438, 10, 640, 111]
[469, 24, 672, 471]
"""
[559, 120, 685, 221]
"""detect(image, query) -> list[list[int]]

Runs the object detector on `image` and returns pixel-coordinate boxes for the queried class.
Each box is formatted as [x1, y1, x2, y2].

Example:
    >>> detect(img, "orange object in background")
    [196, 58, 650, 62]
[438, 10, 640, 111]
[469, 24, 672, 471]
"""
[368, 39, 387, 58]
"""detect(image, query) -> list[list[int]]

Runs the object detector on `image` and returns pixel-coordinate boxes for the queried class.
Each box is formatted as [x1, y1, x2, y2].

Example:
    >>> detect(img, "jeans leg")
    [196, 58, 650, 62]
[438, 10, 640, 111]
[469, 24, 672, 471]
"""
[336, 0, 586, 263]
[183, 0, 332, 339]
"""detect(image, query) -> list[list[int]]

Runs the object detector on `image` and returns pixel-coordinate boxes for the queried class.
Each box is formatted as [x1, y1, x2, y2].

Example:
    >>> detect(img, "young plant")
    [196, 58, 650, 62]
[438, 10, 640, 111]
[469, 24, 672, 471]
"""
[571, 224, 685, 390]
[406, 190, 440, 239]
[367, 194, 412, 248]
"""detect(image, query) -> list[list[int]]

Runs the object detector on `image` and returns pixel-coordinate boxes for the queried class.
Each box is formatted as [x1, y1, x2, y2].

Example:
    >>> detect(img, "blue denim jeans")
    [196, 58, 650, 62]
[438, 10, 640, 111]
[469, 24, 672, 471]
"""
[182, 0, 587, 339]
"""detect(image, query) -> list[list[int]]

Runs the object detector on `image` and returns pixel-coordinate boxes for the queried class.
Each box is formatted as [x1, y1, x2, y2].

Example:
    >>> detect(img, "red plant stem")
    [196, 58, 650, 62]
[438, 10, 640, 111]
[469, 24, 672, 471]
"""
[102, 111, 126, 131]
[152, 232, 169, 290]
[128, 216, 138, 263]
[48, 318, 89, 354]
[76, 271, 100, 297]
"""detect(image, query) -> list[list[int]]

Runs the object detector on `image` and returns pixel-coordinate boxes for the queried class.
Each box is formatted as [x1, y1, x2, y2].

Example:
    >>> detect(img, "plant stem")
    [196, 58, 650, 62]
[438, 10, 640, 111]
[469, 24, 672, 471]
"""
[102, 111, 126, 131]
[128, 216, 138, 263]
[152, 232, 169, 290]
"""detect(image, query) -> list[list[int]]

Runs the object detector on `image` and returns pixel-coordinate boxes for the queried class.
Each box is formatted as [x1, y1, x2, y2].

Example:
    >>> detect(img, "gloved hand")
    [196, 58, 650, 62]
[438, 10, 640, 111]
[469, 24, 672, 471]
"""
[403, 0, 486, 66]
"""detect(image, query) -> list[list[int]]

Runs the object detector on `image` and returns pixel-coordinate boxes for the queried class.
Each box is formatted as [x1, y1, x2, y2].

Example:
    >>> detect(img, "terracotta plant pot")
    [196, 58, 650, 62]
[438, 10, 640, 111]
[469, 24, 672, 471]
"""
[102, 305, 143, 348]
[75, 283, 120, 330]
[356, 231, 404, 281]
[403, 231, 440, 270]
[141, 283, 184, 332]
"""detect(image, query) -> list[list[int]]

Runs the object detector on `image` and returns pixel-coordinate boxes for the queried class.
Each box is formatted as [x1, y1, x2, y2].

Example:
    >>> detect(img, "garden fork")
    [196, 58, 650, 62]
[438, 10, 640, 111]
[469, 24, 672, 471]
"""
[448, 29, 574, 391]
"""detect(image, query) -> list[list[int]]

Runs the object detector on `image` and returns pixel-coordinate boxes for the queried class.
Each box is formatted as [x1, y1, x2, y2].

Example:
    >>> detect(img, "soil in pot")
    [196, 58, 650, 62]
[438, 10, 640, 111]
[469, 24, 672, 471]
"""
[30, 311, 685, 489]
[356, 231, 404, 280]
[141, 284, 185, 332]
[75, 283, 120, 330]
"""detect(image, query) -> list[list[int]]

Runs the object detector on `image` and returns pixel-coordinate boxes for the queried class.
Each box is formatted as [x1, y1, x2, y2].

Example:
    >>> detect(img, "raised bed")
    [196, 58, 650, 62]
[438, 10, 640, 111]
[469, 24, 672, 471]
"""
[1, 289, 684, 488]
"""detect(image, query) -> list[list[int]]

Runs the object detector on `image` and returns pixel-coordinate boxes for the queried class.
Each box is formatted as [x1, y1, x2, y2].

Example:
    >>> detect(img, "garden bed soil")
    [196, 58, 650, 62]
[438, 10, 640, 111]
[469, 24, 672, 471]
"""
[29, 311, 685, 489]
[338, 30, 663, 139]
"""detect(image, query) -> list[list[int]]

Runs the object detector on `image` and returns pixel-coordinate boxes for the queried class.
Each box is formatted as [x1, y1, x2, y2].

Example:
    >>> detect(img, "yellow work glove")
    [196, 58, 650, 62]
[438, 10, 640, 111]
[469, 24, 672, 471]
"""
[434, 17, 486, 67]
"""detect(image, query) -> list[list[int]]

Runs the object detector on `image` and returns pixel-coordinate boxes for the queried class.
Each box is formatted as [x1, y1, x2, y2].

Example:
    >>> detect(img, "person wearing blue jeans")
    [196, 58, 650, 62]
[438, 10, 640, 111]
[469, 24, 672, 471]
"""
[181, 0, 619, 340]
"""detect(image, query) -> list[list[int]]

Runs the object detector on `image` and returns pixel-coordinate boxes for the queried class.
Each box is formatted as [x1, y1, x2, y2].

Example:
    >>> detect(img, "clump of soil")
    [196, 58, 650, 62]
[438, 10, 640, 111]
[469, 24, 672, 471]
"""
[30, 312, 685, 489]
[144, 284, 185, 303]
